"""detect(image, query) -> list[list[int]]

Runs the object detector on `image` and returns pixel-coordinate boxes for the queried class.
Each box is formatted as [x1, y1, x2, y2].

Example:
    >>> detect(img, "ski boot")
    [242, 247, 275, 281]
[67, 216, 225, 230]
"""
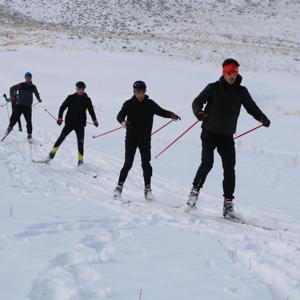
[113, 184, 123, 199]
[223, 199, 235, 219]
[187, 188, 199, 208]
[1, 127, 12, 142]
[77, 160, 84, 167]
[144, 185, 153, 201]
[27, 134, 32, 143]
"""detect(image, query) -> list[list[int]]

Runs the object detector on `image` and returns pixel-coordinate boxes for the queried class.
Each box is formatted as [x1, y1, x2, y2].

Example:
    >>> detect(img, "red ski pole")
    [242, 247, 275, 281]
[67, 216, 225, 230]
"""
[234, 124, 263, 140]
[155, 120, 200, 159]
[32, 101, 40, 108]
[92, 126, 123, 139]
[151, 119, 174, 136]
[44, 108, 94, 125]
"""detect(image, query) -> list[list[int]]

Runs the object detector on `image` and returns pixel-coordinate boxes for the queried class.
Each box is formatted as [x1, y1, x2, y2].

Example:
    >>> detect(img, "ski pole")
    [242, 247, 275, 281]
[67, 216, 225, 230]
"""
[32, 101, 40, 108]
[151, 119, 174, 136]
[1, 94, 10, 108]
[44, 108, 94, 125]
[234, 124, 263, 140]
[2, 94, 10, 120]
[92, 126, 123, 139]
[155, 120, 200, 159]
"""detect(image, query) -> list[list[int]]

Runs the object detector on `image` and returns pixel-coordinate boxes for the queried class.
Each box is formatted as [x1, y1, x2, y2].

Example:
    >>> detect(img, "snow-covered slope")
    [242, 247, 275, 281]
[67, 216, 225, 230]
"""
[0, 48, 300, 299]
[0, 0, 299, 73]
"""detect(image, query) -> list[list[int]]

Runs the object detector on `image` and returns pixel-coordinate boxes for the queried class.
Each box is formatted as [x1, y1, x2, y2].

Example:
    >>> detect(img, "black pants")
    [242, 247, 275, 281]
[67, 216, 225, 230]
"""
[118, 137, 152, 187]
[53, 125, 85, 158]
[193, 129, 236, 199]
[11, 103, 22, 130]
[9, 105, 31, 134]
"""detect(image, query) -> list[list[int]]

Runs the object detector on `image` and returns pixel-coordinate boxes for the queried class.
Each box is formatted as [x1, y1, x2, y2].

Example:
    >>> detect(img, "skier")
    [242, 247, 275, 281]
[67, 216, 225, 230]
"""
[114, 81, 181, 200]
[187, 59, 270, 218]
[47, 81, 99, 166]
[4, 72, 42, 141]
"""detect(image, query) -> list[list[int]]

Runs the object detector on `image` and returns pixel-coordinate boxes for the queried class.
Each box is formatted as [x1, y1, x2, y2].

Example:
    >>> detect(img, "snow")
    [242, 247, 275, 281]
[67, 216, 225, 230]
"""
[0, 1, 300, 299]
[0, 48, 299, 300]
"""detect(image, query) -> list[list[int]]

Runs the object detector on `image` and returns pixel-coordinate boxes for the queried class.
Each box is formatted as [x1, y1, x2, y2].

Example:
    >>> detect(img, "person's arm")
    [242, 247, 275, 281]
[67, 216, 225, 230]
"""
[87, 98, 98, 126]
[33, 85, 42, 102]
[242, 87, 270, 127]
[153, 101, 180, 119]
[9, 83, 21, 101]
[58, 96, 71, 119]
[192, 84, 211, 120]
[117, 102, 129, 124]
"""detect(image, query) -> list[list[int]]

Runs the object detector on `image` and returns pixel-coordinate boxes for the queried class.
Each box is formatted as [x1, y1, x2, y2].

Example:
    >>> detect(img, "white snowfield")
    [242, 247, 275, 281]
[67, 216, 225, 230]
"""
[0, 48, 299, 300]
[0, 0, 300, 298]
[0, 0, 299, 73]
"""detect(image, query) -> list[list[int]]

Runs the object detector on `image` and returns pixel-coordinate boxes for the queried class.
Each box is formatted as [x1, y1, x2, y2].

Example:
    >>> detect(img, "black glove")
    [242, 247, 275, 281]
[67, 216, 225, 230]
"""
[196, 111, 207, 121]
[171, 113, 181, 121]
[260, 116, 270, 127]
[57, 118, 63, 126]
[93, 120, 99, 127]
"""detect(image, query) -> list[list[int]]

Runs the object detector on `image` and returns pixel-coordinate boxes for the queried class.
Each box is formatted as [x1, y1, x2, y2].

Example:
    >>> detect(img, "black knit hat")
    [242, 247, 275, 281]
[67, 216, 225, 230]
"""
[133, 81, 146, 91]
[76, 81, 86, 89]
[222, 58, 240, 67]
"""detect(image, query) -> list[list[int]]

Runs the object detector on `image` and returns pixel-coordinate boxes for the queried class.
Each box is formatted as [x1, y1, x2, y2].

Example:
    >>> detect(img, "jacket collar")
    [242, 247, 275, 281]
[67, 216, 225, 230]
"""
[219, 74, 242, 88]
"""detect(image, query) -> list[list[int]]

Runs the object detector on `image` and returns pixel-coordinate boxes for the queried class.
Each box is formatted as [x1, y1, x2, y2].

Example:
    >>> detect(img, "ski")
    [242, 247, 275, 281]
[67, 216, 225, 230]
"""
[182, 205, 288, 232]
[32, 159, 51, 164]
[1, 131, 11, 142]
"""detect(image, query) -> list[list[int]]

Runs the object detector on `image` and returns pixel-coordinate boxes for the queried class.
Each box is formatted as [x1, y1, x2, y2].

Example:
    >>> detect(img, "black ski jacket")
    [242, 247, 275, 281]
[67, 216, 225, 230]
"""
[10, 82, 40, 107]
[58, 93, 97, 128]
[117, 95, 174, 139]
[192, 75, 267, 135]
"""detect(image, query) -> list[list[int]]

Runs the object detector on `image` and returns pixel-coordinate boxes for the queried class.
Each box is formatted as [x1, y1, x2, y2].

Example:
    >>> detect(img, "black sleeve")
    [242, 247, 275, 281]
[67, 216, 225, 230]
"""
[10, 83, 21, 98]
[241, 87, 266, 121]
[87, 98, 97, 121]
[117, 101, 128, 123]
[33, 85, 41, 101]
[152, 101, 174, 118]
[192, 84, 211, 118]
[58, 96, 71, 119]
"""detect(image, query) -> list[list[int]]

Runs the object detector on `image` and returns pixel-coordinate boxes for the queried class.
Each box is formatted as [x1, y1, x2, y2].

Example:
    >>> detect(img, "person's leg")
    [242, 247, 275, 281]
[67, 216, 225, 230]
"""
[75, 127, 85, 164]
[12, 103, 22, 131]
[49, 125, 73, 158]
[138, 139, 152, 187]
[216, 135, 236, 200]
[8, 105, 23, 131]
[192, 130, 216, 191]
[118, 137, 138, 185]
[23, 107, 32, 135]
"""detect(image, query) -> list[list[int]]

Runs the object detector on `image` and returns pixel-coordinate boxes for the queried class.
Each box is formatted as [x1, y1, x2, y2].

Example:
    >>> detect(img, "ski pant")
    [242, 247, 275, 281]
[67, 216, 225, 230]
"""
[192, 129, 236, 199]
[11, 102, 22, 131]
[53, 125, 85, 160]
[118, 136, 152, 187]
[9, 104, 31, 134]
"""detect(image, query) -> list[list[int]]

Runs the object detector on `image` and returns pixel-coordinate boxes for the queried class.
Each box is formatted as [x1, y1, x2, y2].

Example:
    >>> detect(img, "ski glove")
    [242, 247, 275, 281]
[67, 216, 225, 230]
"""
[38, 99, 42, 103]
[57, 118, 63, 126]
[196, 111, 207, 121]
[93, 120, 99, 127]
[171, 113, 181, 121]
[260, 116, 270, 127]
[121, 120, 128, 128]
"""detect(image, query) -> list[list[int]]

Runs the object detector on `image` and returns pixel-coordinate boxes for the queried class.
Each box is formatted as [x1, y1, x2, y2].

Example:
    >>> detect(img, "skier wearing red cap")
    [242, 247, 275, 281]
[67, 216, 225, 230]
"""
[187, 59, 270, 218]
[114, 81, 181, 200]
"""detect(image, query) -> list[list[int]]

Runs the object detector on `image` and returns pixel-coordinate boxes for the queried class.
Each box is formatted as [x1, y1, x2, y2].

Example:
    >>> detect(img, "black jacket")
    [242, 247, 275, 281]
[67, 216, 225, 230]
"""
[10, 82, 40, 107]
[58, 93, 97, 127]
[192, 75, 267, 135]
[117, 95, 174, 139]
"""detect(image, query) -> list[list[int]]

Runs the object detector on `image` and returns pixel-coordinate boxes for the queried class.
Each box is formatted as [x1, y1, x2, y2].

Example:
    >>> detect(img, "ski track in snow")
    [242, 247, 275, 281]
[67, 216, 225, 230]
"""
[0, 132, 300, 299]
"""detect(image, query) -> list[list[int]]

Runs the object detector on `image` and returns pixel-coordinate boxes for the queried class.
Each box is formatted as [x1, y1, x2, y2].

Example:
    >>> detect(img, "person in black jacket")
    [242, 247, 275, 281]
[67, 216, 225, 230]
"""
[187, 59, 270, 218]
[47, 81, 98, 166]
[114, 81, 181, 200]
[6, 72, 42, 140]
